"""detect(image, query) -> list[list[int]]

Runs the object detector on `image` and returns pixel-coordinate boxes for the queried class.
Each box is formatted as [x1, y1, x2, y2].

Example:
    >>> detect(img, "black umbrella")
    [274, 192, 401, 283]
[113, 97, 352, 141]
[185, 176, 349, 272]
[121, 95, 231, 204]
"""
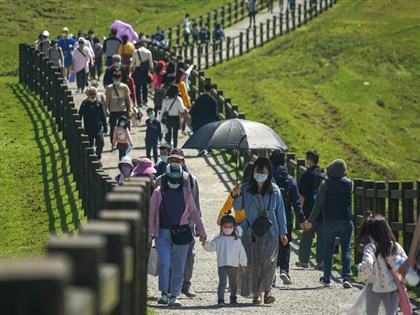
[183, 119, 288, 179]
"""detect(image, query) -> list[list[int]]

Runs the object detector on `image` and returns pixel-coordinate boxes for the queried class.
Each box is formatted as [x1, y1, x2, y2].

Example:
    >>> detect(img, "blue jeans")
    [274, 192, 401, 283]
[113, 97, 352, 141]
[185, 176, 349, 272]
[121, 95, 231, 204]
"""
[323, 220, 353, 281]
[155, 228, 190, 297]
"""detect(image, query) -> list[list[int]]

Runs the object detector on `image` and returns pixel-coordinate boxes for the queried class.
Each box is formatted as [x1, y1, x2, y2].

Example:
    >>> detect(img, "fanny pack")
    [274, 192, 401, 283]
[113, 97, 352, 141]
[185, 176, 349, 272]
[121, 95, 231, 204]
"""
[248, 196, 272, 241]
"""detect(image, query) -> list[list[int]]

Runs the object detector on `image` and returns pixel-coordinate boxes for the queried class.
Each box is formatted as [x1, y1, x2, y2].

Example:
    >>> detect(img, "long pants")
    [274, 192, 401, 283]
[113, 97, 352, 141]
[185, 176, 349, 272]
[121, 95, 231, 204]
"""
[365, 284, 399, 315]
[135, 83, 148, 106]
[146, 139, 158, 164]
[182, 239, 195, 292]
[87, 129, 104, 160]
[323, 220, 353, 280]
[277, 224, 293, 274]
[218, 266, 238, 301]
[109, 111, 126, 145]
[298, 221, 324, 264]
[155, 228, 189, 297]
[93, 58, 103, 79]
[165, 116, 180, 148]
[76, 68, 87, 90]
[133, 66, 149, 106]
[249, 13, 256, 28]
[118, 148, 126, 160]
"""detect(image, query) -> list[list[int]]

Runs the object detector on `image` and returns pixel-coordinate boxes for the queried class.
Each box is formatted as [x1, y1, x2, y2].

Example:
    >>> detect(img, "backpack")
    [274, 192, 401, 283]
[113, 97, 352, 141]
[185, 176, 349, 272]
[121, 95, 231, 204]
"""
[274, 172, 291, 206]
[153, 84, 169, 110]
[199, 28, 209, 42]
[94, 43, 103, 59]
[312, 167, 327, 201]
[214, 29, 224, 41]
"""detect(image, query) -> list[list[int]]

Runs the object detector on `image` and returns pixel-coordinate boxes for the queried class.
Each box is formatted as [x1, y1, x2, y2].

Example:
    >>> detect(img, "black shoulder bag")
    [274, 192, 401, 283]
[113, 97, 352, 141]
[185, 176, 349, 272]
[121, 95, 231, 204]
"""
[161, 191, 193, 245]
[249, 195, 272, 241]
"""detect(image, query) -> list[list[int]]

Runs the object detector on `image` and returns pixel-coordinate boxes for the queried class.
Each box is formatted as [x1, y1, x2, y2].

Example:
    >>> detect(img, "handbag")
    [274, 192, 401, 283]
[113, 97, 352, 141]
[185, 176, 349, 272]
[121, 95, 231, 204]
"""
[147, 246, 159, 277]
[182, 108, 192, 124]
[161, 97, 177, 125]
[249, 196, 272, 240]
[161, 191, 193, 245]
[385, 257, 413, 315]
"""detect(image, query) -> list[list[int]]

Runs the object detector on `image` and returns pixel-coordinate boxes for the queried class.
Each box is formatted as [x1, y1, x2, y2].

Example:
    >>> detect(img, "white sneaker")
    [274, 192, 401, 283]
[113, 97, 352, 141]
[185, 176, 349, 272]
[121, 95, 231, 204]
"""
[169, 297, 181, 306]
[157, 295, 168, 304]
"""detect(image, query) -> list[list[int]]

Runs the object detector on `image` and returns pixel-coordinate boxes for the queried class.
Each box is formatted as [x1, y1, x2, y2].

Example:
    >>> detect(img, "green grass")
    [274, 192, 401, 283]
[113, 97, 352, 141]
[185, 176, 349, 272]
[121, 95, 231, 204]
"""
[0, 77, 86, 257]
[205, 0, 420, 181]
[0, 0, 232, 76]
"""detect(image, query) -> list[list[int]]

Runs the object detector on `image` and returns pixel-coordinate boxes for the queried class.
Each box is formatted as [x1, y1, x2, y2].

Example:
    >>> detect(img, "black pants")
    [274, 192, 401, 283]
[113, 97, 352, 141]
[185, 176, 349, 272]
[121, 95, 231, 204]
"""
[249, 12, 256, 28]
[93, 58, 103, 79]
[76, 68, 87, 90]
[135, 83, 148, 106]
[87, 129, 104, 160]
[165, 116, 180, 148]
[145, 138, 158, 164]
[277, 224, 293, 274]
[118, 148, 126, 160]
[109, 111, 126, 145]
[133, 66, 149, 106]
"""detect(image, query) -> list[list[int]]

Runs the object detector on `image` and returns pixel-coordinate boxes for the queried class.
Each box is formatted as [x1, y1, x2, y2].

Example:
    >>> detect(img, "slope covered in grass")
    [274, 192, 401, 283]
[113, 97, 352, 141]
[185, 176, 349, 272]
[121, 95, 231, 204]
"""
[206, 0, 420, 181]
[0, 0, 232, 75]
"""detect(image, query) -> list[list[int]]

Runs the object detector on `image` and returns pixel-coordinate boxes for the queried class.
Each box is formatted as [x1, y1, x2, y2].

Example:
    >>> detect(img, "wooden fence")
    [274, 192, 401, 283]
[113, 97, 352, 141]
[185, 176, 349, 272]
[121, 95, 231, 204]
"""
[157, 0, 270, 50]
[1, 44, 152, 315]
[168, 0, 337, 70]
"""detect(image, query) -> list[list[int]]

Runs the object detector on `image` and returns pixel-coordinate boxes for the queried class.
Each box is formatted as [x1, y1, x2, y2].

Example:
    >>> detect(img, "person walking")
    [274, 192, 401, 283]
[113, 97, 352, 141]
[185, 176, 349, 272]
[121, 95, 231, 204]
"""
[145, 108, 162, 164]
[47, 39, 64, 76]
[247, 0, 258, 29]
[304, 159, 354, 289]
[130, 41, 154, 107]
[154, 144, 172, 177]
[183, 13, 191, 45]
[71, 38, 93, 93]
[232, 157, 288, 304]
[112, 115, 133, 160]
[103, 54, 122, 88]
[92, 37, 103, 81]
[269, 150, 306, 285]
[59, 27, 75, 80]
[118, 35, 136, 68]
[176, 69, 191, 135]
[103, 28, 121, 67]
[78, 86, 107, 162]
[149, 163, 207, 307]
[189, 81, 218, 155]
[35, 30, 51, 54]
[104, 71, 133, 145]
[161, 85, 185, 148]
[203, 214, 248, 307]
[115, 156, 134, 184]
[295, 150, 325, 270]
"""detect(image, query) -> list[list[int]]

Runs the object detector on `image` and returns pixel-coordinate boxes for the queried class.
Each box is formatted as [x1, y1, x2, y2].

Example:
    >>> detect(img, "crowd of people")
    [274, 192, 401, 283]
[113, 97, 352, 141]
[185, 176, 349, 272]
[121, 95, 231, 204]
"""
[35, 9, 419, 312]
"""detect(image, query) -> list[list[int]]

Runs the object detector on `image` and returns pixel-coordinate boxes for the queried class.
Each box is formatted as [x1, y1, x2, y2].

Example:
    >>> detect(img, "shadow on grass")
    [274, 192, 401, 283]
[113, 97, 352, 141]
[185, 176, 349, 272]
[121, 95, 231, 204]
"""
[9, 83, 82, 234]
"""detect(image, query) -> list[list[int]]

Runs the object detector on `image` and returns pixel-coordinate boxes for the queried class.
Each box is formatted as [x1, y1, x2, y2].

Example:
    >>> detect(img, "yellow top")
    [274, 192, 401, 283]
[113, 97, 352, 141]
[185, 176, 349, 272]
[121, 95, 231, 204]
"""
[117, 42, 136, 57]
[217, 189, 246, 225]
[177, 81, 191, 108]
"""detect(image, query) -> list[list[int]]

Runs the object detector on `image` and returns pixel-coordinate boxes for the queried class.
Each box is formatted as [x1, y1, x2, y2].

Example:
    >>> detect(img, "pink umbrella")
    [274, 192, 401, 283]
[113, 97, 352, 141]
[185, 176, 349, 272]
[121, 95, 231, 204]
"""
[110, 20, 138, 42]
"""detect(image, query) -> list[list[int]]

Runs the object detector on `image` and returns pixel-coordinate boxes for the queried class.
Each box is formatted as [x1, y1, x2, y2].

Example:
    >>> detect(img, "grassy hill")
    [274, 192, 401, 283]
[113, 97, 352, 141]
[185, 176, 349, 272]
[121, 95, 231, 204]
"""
[0, 0, 231, 257]
[206, 0, 420, 181]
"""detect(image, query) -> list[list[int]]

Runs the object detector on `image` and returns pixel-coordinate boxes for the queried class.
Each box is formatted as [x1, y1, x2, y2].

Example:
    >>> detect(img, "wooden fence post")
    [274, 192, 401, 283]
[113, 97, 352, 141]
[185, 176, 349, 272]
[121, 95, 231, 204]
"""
[273, 16, 277, 37]
[296, 159, 306, 182]
[239, 32, 244, 55]
[205, 42, 209, 69]
[286, 9, 290, 33]
[292, 8, 296, 30]
[260, 23, 264, 46]
[298, 4, 302, 27]
[401, 181, 415, 251]
[363, 180, 375, 214]
[388, 181, 400, 242]
[304, 0, 308, 24]
[353, 179, 364, 263]
[246, 28, 250, 52]
[253, 26, 257, 48]
[266, 19, 270, 42]
[226, 37, 231, 61]
[374, 181, 387, 216]
[280, 13, 284, 36]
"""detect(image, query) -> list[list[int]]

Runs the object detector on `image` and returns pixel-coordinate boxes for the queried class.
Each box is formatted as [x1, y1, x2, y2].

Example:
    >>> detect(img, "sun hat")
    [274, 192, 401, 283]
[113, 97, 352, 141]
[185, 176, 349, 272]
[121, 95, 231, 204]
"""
[62, 27, 69, 32]
[134, 158, 157, 176]
[78, 37, 85, 44]
[168, 148, 184, 160]
[118, 156, 133, 167]
[42, 30, 50, 37]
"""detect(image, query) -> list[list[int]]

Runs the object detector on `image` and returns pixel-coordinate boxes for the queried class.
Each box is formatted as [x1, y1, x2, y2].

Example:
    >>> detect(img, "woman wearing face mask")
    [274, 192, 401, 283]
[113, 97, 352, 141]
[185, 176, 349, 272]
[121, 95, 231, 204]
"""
[112, 116, 133, 160]
[115, 156, 134, 184]
[149, 163, 207, 307]
[145, 108, 162, 164]
[232, 157, 288, 305]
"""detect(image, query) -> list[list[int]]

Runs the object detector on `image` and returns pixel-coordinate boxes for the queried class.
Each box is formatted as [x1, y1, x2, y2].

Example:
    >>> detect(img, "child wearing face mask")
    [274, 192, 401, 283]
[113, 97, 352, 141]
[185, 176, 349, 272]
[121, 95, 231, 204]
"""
[203, 213, 248, 307]
[112, 115, 133, 160]
[115, 155, 134, 184]
[145, 108, 162, 164]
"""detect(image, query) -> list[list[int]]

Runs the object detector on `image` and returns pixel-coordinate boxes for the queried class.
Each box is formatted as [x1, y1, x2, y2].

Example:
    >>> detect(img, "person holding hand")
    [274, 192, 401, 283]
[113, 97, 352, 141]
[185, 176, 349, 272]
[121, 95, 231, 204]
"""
[232, 157, 288, 305]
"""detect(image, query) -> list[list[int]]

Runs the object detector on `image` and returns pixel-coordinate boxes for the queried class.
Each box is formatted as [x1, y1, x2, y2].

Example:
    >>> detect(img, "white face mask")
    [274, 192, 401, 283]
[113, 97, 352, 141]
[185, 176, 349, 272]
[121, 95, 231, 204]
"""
[119, 121, 127, 127]
[222, 227, 234, 236]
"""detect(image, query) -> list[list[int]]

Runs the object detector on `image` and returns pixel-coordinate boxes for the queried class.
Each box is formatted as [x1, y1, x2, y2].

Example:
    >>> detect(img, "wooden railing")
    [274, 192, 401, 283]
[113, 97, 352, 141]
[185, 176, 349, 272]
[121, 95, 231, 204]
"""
[168, 0, 337, 69]
[2, 44, 152, 315]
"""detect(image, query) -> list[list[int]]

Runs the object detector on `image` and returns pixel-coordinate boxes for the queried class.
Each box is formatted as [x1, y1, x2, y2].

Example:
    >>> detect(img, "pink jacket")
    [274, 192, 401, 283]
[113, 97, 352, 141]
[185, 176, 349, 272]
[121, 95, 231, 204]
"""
[149, 186, 206, 242]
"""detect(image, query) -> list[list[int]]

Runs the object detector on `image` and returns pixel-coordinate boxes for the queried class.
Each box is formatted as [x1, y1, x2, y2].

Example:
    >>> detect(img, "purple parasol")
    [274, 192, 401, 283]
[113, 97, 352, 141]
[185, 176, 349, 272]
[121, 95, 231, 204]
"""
[110, 20, 138, 42]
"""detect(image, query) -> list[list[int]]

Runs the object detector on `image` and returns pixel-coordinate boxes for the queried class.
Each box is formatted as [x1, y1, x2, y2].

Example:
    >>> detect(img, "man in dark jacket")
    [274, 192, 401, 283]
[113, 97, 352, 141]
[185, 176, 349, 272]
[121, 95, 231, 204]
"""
[189, 82, 218, 156]
[305, 159, 353, 289]
[270, 150, 306, 285]
[145, 108, 162, 164]
[79, 86, 107, 161]
[103, 54, 122, 88]
[295, 150, 325, 270]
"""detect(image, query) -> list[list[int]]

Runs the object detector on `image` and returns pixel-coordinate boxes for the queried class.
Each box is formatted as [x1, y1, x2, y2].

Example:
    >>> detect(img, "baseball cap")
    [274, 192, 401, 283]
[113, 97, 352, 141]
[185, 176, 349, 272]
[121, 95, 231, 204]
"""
[168, 148, 184, 160]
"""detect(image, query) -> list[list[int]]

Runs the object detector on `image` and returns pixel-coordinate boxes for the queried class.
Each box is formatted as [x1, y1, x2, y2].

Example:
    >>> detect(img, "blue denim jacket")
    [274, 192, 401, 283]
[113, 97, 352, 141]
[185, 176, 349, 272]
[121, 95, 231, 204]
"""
[232, 182, 287, 237]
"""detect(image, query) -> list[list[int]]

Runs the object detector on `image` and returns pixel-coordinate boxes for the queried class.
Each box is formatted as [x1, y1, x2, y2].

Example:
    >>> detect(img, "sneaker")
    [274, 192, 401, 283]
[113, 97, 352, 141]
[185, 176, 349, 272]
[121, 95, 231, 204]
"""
[181, 289, 197, 298]
[314, 262, 324, 271]
[343, 278, 353, 289]
[157, 295, 168, 304]
[217, 299, 225, 307]
[319, 276, 331, 287]
[168, 297, 181, 306]
[280, 272, 292, 285]
[230, 296, 238, 305]
[295, 261, 310, 268]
